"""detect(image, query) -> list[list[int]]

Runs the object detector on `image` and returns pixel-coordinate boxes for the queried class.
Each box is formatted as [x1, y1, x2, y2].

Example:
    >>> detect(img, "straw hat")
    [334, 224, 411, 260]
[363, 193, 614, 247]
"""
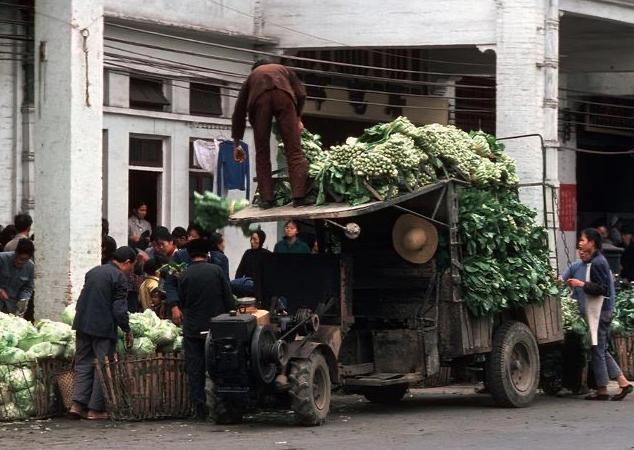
[392, 214, 438, 264]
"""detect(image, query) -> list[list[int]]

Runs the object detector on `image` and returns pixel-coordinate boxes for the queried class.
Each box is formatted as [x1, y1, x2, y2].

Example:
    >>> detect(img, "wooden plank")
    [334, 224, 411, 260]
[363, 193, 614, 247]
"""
[229, 180, 451, 223]
[341, 363, 375, 377]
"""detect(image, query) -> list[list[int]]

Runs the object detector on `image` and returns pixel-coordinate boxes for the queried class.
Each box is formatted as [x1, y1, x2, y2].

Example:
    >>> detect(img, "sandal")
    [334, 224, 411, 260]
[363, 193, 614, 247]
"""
[611, 384, 633, 401]
[585, 393, 610, 401]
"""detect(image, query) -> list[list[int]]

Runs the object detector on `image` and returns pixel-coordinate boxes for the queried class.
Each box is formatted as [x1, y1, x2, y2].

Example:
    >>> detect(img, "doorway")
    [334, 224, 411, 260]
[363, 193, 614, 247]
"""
[129, 170, 160, 229]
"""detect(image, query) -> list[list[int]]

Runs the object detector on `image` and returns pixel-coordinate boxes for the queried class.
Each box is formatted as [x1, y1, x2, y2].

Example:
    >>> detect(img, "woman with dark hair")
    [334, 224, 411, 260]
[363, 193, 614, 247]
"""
[209, 232, 230, 282]
[128, 201, 152, 249]
[566, 228, 632, 400]
[231, 229, 271, 297]
[0, 224, 16, 252]
[274, 220, 310, 254]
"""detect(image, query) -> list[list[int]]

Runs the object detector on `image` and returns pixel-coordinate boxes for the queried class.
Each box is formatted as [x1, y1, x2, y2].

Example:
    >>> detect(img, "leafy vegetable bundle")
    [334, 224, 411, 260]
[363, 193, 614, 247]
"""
[193, 192, 250, 231]
[458, 188, 558, 316]
[611, 281, 634, 336]
[281, 117, 519, 206]
[0, 312, 75, 420]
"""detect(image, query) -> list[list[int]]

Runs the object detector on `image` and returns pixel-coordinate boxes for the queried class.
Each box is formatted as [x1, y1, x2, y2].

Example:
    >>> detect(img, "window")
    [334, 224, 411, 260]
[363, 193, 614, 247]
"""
[129, 77, 170, 111]
[189, 82, 222, 116]
[189, 139, 214, 221]
[130, 138, 163, 167]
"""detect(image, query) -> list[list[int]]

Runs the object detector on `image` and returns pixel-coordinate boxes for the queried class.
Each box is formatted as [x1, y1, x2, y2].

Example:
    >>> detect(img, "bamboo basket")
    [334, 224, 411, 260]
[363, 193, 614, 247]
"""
[97, 353, 193, 420]
[0, 358, 71, 421]
[612, 335, 634, 380]
[422, 367, 452, 387]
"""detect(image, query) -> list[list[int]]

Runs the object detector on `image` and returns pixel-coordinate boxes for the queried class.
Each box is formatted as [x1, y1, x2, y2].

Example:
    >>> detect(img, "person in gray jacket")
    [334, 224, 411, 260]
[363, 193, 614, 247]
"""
[71, 246, 135, 420]
[0, 238, 34, 316]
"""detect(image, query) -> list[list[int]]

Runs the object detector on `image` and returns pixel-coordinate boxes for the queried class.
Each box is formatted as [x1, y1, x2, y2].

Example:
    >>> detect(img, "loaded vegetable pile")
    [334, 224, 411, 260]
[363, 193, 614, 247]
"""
[0, 306, 183, 420]
[281, 117, 519, 206]
[458, 188, 558, 315]
[611, 281, 634, 336]
[281, 117, 555, 315]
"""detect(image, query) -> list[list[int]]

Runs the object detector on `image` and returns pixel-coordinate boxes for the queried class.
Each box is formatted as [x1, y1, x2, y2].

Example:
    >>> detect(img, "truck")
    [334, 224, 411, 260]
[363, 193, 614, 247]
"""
[205, 179, 563, 425]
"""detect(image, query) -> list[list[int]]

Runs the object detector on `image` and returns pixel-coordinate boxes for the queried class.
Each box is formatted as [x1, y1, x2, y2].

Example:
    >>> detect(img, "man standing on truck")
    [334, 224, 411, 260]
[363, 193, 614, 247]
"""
[178, 239, 235, 419]
[231, 60, 310, 208]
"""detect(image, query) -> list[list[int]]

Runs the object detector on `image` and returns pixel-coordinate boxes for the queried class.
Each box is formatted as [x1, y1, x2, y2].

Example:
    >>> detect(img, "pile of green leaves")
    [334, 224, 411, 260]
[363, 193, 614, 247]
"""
[459, 188, 558, 316]
[611, 281, 634, 336]
[560, 288, 588, 338]
[279, 117, 519, 206]
[193, 191, 250, 231]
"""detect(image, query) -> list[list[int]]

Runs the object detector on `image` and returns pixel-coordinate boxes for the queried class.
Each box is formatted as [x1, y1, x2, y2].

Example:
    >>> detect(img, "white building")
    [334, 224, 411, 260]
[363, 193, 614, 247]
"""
[0, 0, 633, 318]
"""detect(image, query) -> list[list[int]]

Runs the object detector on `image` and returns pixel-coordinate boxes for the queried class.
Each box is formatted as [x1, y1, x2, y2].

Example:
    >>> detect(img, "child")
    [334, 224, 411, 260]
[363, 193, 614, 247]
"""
[139, 256, 167, 317]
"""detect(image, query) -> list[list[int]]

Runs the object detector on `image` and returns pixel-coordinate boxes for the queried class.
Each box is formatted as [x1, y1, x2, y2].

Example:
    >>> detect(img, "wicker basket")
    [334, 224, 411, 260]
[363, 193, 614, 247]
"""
[612, 335, 634, 380]
[423, 367, 452, 387]
[0, 359, 71, 421]
[54, 367, 75, 411]
[97, 353, 193, 420]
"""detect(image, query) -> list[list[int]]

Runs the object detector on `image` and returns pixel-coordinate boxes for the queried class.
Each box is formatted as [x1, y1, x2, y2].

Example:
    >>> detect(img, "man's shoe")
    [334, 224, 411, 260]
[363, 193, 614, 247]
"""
[258, 200, 274, 209]
[86, 410, 110, 420]
[292, 197, 312, 208]
[69, 401, 85, 419]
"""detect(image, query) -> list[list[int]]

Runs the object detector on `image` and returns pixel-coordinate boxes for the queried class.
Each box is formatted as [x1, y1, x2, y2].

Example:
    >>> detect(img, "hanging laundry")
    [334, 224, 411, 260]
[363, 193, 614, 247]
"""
[217, 140, 250, 199]
[193, 139, 220, 181]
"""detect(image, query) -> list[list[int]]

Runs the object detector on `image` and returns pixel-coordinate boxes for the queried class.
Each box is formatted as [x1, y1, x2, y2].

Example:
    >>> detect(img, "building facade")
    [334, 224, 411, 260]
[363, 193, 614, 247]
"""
[0, 0, 633, 317]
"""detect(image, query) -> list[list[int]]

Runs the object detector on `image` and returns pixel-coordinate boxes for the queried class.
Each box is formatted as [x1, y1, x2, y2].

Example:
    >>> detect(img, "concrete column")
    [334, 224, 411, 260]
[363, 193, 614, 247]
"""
[495, 0, 554, 221]
[34, 0, 104, 318]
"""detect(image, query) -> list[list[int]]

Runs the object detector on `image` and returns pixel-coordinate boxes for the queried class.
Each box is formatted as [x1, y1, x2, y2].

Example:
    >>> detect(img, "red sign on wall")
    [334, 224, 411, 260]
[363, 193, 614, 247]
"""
[559, 184, 577, 232]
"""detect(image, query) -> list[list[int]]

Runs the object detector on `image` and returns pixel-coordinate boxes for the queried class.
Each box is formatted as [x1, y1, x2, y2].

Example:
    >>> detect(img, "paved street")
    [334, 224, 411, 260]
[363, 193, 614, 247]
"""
[1, 385, 632, 450]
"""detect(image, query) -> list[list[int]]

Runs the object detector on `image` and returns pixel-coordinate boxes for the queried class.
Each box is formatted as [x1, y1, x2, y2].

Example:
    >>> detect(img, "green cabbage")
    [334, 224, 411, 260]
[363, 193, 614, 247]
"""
[25, 342, 65, 361]
[36, 320, 73, 343]
[158, 334, 183, 353]
[129, 309, 161, 338]
[0, 329, 18, 349]
[12, 386, 35, 417]
[0, 384, 11, 405]
[0, 402, 26, 419]
[0, 347, 29, 365]
[61, 303, 76, 326]
[6, 367, 34, 392]
[147, 320, 179, 346]
[63, 339, 75, 360]
[0, 364, 10, 382]
[129, 336, 155, 356]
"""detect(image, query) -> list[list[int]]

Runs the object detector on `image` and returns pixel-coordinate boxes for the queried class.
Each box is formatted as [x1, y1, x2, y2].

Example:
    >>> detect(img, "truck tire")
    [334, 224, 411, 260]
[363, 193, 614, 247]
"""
[486, 321, 540, 408]
[289, 352, 331, 426]
[363, 384, 408, 404]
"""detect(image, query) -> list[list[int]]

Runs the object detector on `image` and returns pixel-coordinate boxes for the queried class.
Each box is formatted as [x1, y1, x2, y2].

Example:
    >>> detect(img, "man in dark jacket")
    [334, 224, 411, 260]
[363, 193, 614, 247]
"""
[232, 60, 309, 208]
[178, 239, 234, 419]
[71, 246, 135, 420]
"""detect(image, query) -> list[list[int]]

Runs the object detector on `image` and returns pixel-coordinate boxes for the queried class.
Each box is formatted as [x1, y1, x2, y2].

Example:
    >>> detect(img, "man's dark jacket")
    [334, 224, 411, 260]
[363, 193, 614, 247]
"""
[73, 262, 131, 341]
[232, 63, 306, 141]
[178, 261, 234, 338]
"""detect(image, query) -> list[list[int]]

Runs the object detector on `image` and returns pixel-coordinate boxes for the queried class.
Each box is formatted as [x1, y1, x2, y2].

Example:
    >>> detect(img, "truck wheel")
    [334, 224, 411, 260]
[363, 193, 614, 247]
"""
[486, 321, 540, 408]
[289, 352, 331, 426]
[363, 384, 408, 404]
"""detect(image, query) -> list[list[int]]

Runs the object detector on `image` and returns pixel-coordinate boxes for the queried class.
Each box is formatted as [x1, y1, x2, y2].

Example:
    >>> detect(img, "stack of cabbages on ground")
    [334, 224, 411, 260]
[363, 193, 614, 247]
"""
[284, 117, 519, 206]
[0, 312, 75, 420]
[0, 306, 183, 420]
[62, 304, 183, 357]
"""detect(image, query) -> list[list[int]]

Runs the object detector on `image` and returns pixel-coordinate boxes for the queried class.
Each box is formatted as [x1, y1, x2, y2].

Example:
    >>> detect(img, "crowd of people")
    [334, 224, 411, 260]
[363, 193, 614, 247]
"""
[4, 202, 632, 419]
[69, 202, 322, 420]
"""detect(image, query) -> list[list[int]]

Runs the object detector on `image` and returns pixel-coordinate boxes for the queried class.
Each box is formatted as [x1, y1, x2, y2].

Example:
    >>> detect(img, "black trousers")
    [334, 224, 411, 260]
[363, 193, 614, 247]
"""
[72, 332, 114, 411]
[184, 336, 206, 409]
